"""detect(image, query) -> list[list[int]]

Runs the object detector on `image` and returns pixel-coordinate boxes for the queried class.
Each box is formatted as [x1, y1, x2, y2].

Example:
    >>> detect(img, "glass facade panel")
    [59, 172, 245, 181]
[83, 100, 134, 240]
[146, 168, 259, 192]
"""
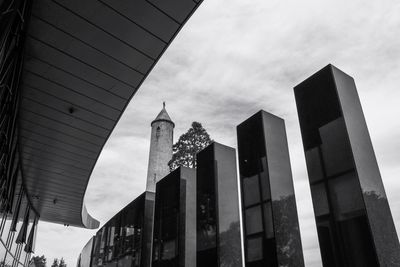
[117, 255, 132, 267]
[305, 148, 324, 183]
[196, 143, 242, 267]
[237, 111, 305, 267]
[0, 187, 36, 267]
[262, 203, 274, 239]
[294, 64, 400, 266]
[86, 192, 151, 267]
[243, 176, 260, 207]
[9, 216, 22, 258]
[328, 173, 364, 219]
[196, 145, 217, 267]
[1, 219, 12, 241]
[259, 159, 271, 202]
[246, 237, 262, 262]
[245, 206, 263, 235]
[152, 169, 179, 267]
[0, 242, 8, 266]
[310, 184, 329, 217]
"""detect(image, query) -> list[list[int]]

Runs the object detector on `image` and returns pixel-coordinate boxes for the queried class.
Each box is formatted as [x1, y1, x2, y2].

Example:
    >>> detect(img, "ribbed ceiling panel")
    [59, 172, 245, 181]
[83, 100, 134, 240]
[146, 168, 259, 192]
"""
[19, 0, 203, 228]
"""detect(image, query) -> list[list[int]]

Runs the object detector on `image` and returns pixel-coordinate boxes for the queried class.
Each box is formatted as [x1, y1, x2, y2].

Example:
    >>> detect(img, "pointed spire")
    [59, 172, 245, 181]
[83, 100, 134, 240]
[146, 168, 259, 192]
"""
[151, 102, 175, 127]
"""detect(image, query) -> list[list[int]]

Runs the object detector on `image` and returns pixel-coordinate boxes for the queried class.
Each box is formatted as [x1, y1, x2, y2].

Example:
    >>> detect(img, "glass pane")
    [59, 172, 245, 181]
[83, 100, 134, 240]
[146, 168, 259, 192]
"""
[311, 184, 329, 217]
[320, 118, 354, 177]
[0, 241, 8, 263]
[259, 157, 271, 201]
[243, 175, 260, 207]
[161, 240, 176, 260]
[329, 172, 364, 220]
[245, 205, 263, 235]
[117, 255, 132, 267]
[246, 237, 263, 262]
[305, 147, 324, 183]
[263, 203, 274, 239]
[1, 218, 12, 241]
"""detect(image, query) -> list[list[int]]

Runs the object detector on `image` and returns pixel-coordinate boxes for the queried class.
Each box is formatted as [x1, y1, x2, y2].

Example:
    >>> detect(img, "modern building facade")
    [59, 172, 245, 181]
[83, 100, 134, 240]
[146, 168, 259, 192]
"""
[152, 167, 196, 267]
[294, 64, 400, 266]
[146, 103, 175, 192]
[0, 189, 38, 267]
[0, 0, 203, 265]
[77, 167, 196, 267]
[196, 142, 243, 267]
[77, 237, 95, 267]
[88, 192, 155, 267]
[237, 110, 304, 267]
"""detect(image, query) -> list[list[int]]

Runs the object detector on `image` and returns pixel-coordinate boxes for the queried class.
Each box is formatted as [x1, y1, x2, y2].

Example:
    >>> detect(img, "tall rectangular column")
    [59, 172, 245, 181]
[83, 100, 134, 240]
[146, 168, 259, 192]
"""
[237, 110, 304, 267]
[142, 191, 155, 267]
[196, 142, 243, 267]
[152, 167, 196, 267]
[294, 64, 400, 267]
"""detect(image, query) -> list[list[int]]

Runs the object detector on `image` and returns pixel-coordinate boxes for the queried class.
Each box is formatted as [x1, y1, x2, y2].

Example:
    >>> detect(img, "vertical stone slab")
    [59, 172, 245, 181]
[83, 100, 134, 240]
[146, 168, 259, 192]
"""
[152, 167, 196, 267]
[237, 110, 304, 267]
[294, 64, 400, 266]
[196, 142, 243, 267]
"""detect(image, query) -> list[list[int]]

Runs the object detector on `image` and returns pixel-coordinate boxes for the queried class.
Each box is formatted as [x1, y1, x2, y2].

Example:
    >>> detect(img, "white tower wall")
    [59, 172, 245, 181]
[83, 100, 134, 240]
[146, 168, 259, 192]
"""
[146, 105, 174, 192]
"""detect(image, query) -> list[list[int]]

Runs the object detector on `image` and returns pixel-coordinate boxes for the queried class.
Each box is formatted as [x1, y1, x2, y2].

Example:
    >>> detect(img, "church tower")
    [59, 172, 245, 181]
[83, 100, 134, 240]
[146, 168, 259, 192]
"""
[146, 102, 174, 192]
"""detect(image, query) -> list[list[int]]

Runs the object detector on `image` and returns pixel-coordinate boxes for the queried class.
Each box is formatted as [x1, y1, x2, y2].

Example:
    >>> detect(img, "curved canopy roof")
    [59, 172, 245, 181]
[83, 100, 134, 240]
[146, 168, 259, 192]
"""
[19, 0, 202, 228]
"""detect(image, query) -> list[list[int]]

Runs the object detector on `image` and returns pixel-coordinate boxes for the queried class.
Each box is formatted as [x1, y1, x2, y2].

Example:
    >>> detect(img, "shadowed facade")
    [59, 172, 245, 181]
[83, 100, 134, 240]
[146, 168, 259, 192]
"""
[237, 110, 304, 267]
[294, 64, 400, 267]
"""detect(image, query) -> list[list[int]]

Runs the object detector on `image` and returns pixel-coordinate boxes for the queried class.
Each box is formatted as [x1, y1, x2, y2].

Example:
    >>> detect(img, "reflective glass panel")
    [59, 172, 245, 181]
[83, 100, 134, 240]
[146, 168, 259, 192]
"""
[245, 206, 263, 235]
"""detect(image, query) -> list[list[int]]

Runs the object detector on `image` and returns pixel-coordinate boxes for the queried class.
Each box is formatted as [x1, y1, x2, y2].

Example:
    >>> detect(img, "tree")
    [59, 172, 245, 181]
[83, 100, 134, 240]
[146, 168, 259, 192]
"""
[50, 258, 66, 267]
[168, 122, 212, 170]
[31, 255, 46, 267]
[59, 258, 66, 267]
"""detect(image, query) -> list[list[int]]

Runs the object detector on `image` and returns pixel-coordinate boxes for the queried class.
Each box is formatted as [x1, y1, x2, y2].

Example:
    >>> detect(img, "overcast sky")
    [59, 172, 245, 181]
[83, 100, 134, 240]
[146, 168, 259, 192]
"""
[34, 0, 400, 266]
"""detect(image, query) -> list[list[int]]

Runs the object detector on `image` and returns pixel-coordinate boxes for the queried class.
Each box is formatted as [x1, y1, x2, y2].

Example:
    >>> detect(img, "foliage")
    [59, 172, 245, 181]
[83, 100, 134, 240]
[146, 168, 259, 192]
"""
[168, 122, 212, 170]
[50, 258, 66, 267]
[51, 259, 58, 267]
[59, 258, 66, 267]
[272, 195, 304, 266]
[51, 258, 67, 267]
[219, 222, 242, 267]
[31, 255, 47, 267]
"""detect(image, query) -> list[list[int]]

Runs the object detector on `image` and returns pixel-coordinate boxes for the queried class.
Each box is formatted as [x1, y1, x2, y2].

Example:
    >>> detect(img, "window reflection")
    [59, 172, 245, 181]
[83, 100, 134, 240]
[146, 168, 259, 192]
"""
[262, 203, 274, 239]
[90, 193, 146, 267]
[152, 171, 179, 266]
[295, 69, 380, 266]
[307, 118, 379, 266]
[246, 237, 262, 262]
[196, 146, 217, 266]
[243, 176, 260, 207]
[310, 184, 329, 217]
[245, 206, 263, 235]
[0, 242, 9, 266]
[197, 143, 242, 266]
[238, 111, 304, 266]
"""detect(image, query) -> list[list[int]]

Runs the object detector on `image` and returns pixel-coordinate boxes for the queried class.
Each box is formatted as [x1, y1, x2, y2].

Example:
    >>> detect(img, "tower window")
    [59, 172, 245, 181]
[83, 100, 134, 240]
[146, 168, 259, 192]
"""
[156, 126, 161, 138]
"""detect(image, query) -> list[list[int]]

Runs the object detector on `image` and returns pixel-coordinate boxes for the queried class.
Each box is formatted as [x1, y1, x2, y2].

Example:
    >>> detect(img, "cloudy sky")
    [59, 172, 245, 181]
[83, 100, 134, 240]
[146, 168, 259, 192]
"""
[34, 0, 400, 266]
